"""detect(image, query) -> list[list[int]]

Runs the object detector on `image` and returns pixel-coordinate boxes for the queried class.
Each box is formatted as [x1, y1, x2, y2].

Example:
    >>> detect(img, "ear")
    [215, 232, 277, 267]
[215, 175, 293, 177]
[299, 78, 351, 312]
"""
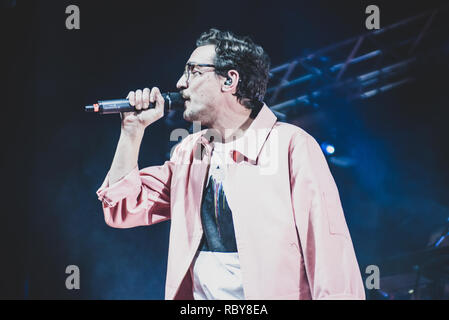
[221, 69, 239, 93]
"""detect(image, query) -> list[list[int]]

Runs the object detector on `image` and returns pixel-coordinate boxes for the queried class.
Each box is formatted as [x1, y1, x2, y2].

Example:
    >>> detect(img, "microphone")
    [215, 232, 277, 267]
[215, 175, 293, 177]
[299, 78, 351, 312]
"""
[84, 92, 185, 114]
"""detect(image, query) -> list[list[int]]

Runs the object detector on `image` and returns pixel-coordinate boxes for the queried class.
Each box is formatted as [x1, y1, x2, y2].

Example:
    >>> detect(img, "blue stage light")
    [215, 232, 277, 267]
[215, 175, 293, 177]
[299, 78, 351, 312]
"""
[321, 142, 335, 155]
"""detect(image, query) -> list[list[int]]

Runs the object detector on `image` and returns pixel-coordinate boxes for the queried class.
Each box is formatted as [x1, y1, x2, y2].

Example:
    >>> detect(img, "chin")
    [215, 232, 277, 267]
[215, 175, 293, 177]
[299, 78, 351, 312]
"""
[183, 109, 194, 122]
[183, 104, 211, 126]
[183, 104, 199, 120]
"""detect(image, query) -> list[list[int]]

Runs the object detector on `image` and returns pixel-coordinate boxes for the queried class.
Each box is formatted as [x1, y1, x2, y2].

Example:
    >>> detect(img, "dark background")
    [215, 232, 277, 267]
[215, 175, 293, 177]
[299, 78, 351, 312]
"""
[2, 0, 448, 299]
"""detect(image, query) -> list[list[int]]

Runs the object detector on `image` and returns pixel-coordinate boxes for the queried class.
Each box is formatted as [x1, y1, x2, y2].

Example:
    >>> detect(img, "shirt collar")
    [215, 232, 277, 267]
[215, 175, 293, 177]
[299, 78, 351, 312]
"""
[194, 104, 278, 162]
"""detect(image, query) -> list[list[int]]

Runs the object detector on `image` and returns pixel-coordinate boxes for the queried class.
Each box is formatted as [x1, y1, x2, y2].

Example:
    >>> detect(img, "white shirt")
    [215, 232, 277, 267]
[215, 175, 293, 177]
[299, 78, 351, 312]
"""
[191, 139, 245, 300]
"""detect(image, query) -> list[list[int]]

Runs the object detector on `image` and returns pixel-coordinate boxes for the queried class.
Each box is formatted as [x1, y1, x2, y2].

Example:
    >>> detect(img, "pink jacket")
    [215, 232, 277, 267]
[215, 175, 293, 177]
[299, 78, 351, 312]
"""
[96, 105, 366, 300]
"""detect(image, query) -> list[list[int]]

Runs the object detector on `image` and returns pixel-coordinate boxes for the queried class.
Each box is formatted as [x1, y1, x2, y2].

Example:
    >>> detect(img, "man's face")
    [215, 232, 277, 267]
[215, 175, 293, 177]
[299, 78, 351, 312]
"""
[176, 45, 222, 126]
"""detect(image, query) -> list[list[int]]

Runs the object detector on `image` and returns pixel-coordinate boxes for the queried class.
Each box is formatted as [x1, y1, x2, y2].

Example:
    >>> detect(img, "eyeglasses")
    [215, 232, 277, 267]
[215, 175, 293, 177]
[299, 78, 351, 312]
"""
[184, 62, 216, 83]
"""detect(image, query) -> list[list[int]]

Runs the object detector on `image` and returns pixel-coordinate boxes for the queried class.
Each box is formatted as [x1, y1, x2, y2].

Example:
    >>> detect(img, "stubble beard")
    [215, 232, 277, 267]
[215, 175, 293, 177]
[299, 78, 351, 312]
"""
[183, 104, 212, 127]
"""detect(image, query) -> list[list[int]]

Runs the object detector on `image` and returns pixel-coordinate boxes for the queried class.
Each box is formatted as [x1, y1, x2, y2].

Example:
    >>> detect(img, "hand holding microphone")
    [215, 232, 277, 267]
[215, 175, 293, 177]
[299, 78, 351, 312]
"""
[121, 87, 165, 132]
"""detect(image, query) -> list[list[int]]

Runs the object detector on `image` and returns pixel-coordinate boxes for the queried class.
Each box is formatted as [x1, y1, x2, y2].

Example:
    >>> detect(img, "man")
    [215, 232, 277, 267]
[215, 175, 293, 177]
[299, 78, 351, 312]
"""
[96, 29, 365, 300]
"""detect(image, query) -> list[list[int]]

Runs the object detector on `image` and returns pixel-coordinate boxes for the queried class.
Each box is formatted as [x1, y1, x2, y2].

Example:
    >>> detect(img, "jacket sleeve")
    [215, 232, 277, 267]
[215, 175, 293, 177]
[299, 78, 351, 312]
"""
[96, 144, 181, 229]
[289, 132, 366, 300]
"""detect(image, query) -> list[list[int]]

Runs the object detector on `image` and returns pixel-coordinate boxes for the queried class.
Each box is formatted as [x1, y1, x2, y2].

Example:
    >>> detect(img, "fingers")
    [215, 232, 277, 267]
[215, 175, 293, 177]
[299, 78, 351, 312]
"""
[142, 88, 150, 109]
[127, 87, 163, 114]
[150, 87, 165, 116]
[127, 91, 135, 107]
[135, 89, 143, 110]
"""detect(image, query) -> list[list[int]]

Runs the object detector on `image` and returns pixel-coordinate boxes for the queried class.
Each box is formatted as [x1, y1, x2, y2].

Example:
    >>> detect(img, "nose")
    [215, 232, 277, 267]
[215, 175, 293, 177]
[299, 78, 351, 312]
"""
[176, 73, 188, 90]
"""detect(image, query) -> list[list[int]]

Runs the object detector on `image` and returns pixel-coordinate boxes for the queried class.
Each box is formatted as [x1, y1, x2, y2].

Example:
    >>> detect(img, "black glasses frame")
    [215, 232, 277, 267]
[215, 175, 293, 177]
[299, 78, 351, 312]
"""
[184, 63, 216, 82]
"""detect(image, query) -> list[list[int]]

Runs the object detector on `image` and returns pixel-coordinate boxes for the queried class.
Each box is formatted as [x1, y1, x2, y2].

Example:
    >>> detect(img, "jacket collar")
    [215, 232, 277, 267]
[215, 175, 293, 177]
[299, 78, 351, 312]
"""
[194, 104, 278, 163]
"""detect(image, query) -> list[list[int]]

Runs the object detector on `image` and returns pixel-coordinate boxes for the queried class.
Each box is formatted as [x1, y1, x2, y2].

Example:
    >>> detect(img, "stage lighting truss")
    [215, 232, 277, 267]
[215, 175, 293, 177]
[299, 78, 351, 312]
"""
[266, 5, 449, 117]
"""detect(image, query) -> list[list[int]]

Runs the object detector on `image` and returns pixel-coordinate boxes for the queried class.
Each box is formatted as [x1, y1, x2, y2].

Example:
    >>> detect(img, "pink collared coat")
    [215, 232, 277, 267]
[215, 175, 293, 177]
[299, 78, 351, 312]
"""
[96, 105, 366, 300]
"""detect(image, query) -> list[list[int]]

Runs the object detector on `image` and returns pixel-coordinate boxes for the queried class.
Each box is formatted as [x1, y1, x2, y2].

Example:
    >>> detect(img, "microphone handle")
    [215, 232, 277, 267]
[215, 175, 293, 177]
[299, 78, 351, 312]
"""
[98, 99, 154, 115]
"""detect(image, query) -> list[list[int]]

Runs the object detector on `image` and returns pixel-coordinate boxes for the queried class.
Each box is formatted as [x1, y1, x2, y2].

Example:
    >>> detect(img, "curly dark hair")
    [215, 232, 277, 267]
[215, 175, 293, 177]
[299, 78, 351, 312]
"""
[196, 28, 271, 110]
